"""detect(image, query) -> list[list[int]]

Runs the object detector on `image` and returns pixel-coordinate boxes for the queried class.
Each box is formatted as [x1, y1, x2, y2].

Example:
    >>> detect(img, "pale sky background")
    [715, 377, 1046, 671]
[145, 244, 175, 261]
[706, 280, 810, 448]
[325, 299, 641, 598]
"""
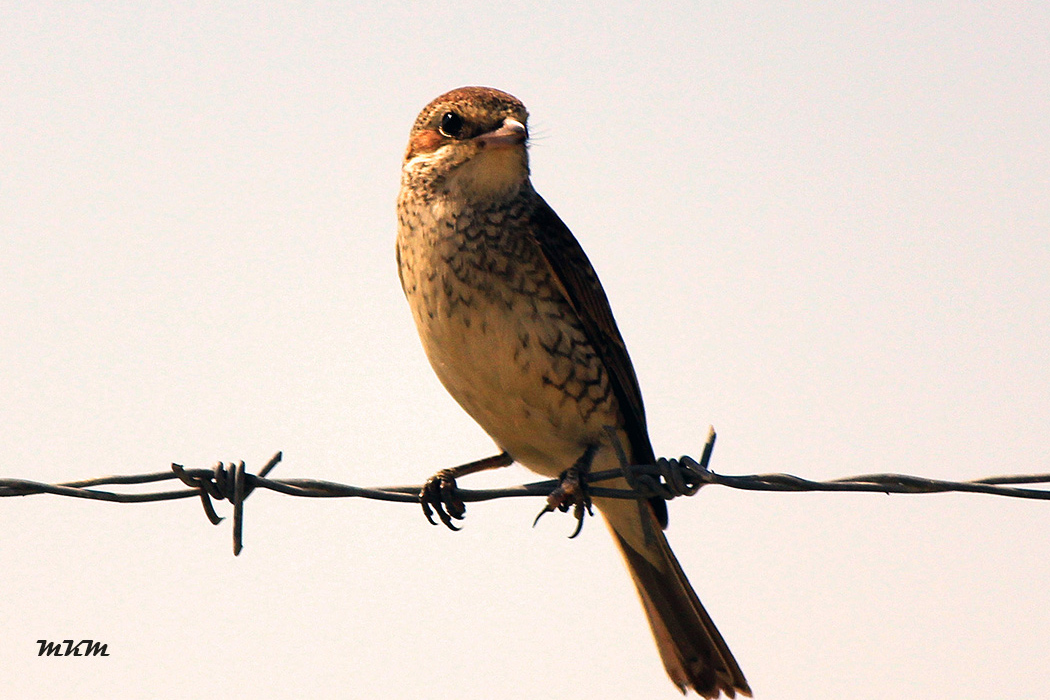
[2, 2, 1048, 698]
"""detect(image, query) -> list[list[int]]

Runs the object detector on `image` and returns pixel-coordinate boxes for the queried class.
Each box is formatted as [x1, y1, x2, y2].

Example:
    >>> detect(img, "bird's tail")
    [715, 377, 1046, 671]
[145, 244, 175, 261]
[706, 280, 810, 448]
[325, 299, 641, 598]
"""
[599, 497, 751, 698]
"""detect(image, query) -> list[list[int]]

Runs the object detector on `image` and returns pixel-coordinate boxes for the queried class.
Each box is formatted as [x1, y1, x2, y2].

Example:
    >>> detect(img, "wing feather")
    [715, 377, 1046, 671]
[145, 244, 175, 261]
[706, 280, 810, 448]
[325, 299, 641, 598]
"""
[526, 193, 667, 525]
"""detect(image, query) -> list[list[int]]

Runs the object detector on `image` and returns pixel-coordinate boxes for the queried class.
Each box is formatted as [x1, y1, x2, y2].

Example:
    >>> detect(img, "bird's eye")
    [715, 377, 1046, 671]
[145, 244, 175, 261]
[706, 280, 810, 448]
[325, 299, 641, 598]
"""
[438, 111, 465, 138]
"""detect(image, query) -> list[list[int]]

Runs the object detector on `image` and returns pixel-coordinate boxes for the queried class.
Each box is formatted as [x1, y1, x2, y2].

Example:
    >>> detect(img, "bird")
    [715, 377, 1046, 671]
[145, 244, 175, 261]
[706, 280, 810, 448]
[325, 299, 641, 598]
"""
[395, 86, 750, 698]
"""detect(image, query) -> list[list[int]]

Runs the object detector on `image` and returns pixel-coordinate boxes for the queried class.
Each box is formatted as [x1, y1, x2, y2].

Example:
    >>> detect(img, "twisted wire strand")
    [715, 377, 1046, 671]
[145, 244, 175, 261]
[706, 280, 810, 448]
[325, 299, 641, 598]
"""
[3, 429, 1048, 555]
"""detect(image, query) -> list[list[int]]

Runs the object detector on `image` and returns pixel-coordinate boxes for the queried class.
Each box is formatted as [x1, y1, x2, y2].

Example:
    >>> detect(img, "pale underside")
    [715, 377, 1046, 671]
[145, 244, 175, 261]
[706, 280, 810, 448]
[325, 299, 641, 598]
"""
[397, 182, 664, 559]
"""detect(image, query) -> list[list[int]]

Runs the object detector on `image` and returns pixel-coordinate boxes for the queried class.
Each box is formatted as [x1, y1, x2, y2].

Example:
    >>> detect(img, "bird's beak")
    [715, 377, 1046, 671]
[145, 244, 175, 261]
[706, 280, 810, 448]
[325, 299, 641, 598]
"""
[475, 118, 527, 149]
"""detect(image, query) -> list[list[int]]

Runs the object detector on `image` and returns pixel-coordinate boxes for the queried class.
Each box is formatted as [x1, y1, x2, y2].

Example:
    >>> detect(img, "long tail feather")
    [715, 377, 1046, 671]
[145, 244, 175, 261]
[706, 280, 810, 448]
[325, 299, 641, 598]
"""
[602, 499, 751, 698]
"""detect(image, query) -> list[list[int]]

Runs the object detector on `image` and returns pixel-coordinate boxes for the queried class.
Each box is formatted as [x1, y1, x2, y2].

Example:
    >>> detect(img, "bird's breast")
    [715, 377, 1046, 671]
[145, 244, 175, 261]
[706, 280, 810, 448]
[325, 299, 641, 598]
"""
[396, 199, 619, 477]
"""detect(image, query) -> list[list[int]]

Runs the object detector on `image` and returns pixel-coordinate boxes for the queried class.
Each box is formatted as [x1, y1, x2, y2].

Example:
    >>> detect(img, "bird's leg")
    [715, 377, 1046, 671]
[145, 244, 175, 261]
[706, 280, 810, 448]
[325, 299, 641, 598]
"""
[533, 444, 597, 538]
[420, 451, 513, 530]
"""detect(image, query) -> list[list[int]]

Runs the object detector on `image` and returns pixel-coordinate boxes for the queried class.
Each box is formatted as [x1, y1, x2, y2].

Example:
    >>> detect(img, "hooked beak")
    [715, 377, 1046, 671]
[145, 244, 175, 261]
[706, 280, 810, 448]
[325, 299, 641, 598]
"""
[475, 118, 527, 149]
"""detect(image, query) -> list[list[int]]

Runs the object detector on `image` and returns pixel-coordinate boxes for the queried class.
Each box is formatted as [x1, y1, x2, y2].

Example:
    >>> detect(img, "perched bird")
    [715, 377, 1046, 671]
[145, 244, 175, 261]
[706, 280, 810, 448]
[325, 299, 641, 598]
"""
[396, 86, 750, 698]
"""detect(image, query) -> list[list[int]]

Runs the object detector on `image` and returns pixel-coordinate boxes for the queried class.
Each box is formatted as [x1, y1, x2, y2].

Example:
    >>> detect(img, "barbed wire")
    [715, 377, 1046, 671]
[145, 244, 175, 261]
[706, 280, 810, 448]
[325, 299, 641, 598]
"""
[2, 428, 1048, 555]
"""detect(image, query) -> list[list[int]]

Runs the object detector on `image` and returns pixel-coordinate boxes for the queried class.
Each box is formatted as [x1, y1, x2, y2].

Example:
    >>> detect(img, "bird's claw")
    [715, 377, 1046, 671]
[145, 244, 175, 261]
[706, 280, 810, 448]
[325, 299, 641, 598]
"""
[420, 469, 465, 530]
[533, 464, 593, 538]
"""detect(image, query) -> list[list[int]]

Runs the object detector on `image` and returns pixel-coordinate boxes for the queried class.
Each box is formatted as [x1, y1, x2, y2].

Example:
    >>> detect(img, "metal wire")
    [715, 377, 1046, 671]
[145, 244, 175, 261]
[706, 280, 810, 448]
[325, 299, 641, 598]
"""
[3, 428, 1047, 555]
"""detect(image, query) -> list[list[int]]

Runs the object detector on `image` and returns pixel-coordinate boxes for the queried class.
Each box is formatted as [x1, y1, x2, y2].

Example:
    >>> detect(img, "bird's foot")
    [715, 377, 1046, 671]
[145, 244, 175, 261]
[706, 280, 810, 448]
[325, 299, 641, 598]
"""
[420, 469, 465, 530]
[533, 445, 597, 538]
[418, 452, 514, 530]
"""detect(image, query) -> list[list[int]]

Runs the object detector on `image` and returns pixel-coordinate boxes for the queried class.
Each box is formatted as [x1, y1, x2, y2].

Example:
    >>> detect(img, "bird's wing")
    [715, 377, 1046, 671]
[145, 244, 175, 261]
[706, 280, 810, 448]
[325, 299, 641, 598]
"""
[527, 193, 657, 470]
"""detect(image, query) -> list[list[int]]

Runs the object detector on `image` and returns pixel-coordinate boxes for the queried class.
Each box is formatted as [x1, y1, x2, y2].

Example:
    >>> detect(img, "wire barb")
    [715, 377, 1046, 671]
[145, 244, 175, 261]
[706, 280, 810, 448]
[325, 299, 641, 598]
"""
[170, 454, 283, 554]
[604, 424, 716, 500]
[3, 431, 1049, 554]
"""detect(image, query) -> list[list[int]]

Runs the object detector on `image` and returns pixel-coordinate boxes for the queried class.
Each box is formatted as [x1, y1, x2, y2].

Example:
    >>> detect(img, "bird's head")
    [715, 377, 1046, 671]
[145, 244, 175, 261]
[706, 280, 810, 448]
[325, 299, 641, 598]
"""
[402, 86, 530, 203]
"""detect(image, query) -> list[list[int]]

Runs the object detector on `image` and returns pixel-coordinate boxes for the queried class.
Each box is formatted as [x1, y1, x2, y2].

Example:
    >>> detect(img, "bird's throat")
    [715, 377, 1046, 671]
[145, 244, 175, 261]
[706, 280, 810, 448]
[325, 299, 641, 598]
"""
[446, 147, 528, 202]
